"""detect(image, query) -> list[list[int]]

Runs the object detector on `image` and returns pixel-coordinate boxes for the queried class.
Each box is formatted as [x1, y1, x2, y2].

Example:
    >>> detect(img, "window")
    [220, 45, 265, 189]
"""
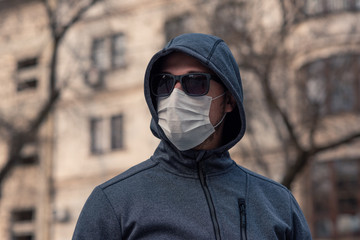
[11, 209, 34, 222]
[18, 141, 39, 166]
[90, 114, 124, 154]
[90, 117, 106, 154]
[92, 38, 109, 71]
[15, 57, 39, 92]
[111, 34, 126, 69]
[212, 1, 248, 40]
[11, 208, 35, 240]
[304, 0, 360, 16]
[91, 33, 126, 71]
[12, 234, 34, 240]
[111, 115, 124, 150]
[305, 0, 323, 15]
[299, 54, 360, 115]
[311, 159, 360, 239]
[18, 155, 39, 165]
[164, 13, 192, 42]
[86, 33, 126, 88]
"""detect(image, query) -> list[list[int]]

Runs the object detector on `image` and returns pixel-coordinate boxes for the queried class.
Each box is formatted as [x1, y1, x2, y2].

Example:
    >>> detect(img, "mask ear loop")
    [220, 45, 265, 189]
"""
[213, 112, 227, 128]
[211, 91, 227, 128]
[212, 92, 226, 101]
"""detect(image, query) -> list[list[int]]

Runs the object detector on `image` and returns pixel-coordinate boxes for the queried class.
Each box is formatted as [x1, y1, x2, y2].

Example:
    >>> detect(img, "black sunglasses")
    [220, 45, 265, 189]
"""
[151, 72, 218, 97]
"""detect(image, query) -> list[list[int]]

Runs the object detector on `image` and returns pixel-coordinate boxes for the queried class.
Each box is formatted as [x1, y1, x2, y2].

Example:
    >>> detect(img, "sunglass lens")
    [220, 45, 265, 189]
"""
[183, 74, 208, 95]
[153, 74, 175, 96]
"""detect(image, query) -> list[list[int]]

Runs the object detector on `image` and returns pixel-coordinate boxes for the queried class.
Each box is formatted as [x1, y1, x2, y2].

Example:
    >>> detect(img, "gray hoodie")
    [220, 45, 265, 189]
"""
[72, 33, 312, 240]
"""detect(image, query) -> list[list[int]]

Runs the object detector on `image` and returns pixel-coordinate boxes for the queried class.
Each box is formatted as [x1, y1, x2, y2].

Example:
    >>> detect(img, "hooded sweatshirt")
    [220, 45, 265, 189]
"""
[72, 33, 312, 240]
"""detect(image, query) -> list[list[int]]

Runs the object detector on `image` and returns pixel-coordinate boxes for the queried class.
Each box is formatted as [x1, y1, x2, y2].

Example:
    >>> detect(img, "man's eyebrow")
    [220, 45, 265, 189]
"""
[158, 71, 211, 75]
[188, 71, 211, 73]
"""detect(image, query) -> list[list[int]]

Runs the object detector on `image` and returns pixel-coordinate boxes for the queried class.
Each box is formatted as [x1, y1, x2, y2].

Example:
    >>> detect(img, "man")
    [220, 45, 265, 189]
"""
[73, 33, 312, 239]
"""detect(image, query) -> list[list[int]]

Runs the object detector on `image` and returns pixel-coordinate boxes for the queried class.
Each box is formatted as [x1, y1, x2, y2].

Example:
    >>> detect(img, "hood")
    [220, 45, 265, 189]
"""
[144, 33, 246, 153]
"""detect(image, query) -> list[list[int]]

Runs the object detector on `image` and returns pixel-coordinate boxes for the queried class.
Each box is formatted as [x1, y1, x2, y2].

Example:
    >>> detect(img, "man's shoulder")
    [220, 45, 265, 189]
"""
[99, 158, 159, 191]
[237, 165, 290, 194]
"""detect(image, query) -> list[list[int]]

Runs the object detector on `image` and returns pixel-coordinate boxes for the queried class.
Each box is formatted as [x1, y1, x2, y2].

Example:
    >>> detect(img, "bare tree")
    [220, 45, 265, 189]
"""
[0, 0, 100, 196]
[210, 0, 360, 189]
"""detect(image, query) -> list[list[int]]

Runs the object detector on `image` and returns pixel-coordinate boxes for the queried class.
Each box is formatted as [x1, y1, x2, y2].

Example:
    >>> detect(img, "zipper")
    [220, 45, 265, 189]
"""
[238, 198, 247, 240]
[197, 161, 221, 240]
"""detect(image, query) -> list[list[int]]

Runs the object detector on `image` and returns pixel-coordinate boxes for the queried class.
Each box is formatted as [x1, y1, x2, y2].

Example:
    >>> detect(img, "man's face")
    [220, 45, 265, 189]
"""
[159, 52, 235, 150]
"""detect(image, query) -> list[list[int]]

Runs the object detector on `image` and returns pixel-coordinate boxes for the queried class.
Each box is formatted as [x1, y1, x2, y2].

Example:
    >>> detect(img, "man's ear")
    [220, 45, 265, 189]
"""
[225, 93, 236, 113]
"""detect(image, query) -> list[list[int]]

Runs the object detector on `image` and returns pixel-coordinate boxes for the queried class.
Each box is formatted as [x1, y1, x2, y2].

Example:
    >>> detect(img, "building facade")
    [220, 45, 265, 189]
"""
[0, 0, 359, 239]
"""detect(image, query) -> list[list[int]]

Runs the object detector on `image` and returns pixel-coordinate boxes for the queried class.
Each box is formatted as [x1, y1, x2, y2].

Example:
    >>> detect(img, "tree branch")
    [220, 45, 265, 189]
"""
[282, 131, 360, 189]
[43, 0, 57, 38]
[0, 116, 16, 134]
[261, 65, 303, 153]
[30, 89, 61, 133]
[0, 0, 100, 197]
[58, 0, 100, 41]
[49, 0, 100, 92]
[0, 90, 61, 195]
[314, 132, 360, 154]
[281, 150, 309, 189]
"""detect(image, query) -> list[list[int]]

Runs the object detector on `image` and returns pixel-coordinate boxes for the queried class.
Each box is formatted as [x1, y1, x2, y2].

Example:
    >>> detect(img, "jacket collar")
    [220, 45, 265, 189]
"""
[151, 141, 234, 177]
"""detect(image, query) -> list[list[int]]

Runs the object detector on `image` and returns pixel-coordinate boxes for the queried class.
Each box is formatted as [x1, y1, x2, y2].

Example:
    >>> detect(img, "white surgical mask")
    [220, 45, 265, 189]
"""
[157, 88, 226, 151]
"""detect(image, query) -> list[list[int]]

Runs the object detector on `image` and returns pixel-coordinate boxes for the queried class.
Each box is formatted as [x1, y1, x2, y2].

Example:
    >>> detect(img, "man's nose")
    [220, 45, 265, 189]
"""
[174, 81, 182, 90]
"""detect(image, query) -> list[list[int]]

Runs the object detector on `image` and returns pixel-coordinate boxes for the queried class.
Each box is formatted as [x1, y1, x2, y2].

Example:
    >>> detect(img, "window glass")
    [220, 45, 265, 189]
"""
[330, 72, 354, 113]
[329, 56, 356, 113]
[12, 235, 34, 240]
[301, 54, 359, 115]
[16, 57, 38, 92]
[327, 0, 345, 11]
[16, 79, 38, 92]
[112, 34, 126, 68]
[306, 0, 323, 15]
[11, 209, 34, 222]
[306, 61, 326, 107]
[164, 13, 192, 42]
[90, 118, 105, 154]
[17, 58, 38, 70]
[12, 234, 35, 240]
[315, 218, 333, 238]
[88, 33, 126, 88]
[90, 114, 124, 154]
[92, 38, 109, 70]
[311, 160, 360, 238]
[304, 0, 359, 15]
[212, 2, 247, 36]
[111, 115, 124, 150]
[312, 164, 332, 215]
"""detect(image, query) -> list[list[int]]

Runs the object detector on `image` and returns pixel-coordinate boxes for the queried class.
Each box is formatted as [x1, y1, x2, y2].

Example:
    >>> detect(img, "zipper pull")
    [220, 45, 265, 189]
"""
[238, 198, 247, 240]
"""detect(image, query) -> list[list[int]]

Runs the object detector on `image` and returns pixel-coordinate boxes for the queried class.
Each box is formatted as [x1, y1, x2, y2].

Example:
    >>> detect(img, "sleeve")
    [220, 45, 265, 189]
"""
[72, 186, 122, 240]
[289, 193, 313, 240]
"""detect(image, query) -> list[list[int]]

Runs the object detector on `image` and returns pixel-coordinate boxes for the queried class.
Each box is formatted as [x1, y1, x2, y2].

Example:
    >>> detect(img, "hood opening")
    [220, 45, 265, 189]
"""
[145, 33, 246, 152]
[148, 52, 242, 150]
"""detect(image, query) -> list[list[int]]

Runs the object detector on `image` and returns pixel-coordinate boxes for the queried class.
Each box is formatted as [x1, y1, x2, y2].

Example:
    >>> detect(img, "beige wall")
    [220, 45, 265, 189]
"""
[51, 1, 205, 239]
[1, 0, 360, 239]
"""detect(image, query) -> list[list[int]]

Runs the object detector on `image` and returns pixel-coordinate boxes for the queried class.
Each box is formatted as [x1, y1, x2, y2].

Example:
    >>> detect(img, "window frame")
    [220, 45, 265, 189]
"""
[91, 33, 126, 72]
[303, 0, 360, 16]
[90, 113, 125, 155]
[87, 33, 126, 89]
[111, 114, 124, 150]
[10, 208, 36, 240]
[15, 57, 39, 92]
[11, 209, 35, 223]
[310, 159, 360, 239]
[298, 54, 360, 115]
[90, 117, 106, 154]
